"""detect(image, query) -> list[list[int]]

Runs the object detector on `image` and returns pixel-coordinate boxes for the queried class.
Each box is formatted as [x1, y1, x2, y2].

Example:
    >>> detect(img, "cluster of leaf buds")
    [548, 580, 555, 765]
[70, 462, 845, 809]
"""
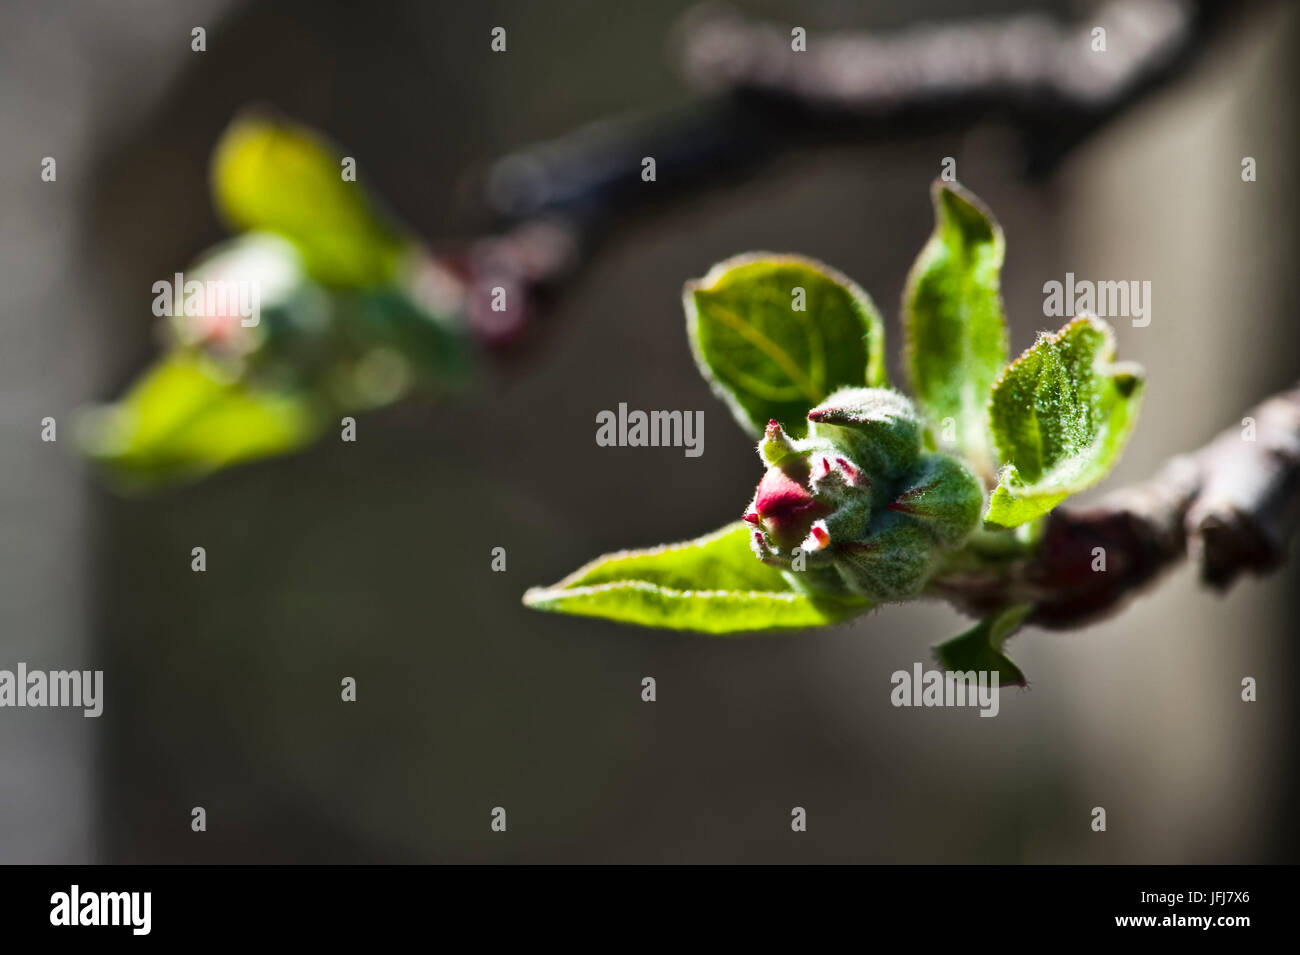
[744, 387, 984, 602]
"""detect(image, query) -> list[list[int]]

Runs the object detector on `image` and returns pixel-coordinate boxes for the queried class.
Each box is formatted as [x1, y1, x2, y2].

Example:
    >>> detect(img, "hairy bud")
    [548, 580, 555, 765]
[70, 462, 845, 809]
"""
[746, 387, 983, 601]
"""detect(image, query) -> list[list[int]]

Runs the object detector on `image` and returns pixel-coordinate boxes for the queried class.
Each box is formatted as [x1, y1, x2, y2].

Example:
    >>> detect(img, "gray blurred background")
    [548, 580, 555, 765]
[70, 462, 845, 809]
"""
[2, 0, 1297, 862]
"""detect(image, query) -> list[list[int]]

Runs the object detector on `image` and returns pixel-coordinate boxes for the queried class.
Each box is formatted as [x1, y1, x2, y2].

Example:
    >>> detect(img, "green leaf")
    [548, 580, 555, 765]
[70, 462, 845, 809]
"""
[902, 180, 1008, 473]
[343, 287, 473, 390]
[523, 523, 871, 633]
[933, 604, 1031, 687]
[985, 315, 1144, 528]
[685, 254, 886, 439]
[211, 114, 409, 288]
[79, 352, 325, 490]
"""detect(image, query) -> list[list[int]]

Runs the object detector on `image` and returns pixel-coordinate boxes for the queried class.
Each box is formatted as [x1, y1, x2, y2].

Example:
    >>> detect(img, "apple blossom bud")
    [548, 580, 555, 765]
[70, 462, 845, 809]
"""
[834, 517, 936, 599]
[805, 387, 923, 479]
[745, 386, 983, 602]
[750, 456, 831, 550]
[887, 453, 985, 547]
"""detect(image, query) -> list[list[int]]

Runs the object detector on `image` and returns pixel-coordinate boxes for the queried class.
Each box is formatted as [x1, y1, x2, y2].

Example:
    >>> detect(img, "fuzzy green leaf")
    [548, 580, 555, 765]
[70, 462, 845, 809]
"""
[933, 605, 1031, 687]
[79, 352, 325, 490]
[523, 522, 871, 633]
[685, 254, 886, 439]
[211, 114, 409, 288]
[985, 315, 1144, 528]
[902, 180, 1008, 472]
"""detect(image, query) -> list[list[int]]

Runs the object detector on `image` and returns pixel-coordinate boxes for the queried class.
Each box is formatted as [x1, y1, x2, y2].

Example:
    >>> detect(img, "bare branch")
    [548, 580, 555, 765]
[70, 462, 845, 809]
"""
[467, 0, 1251, 345]
[679, 0, 1197, 111]
[676, 0, 1237, 171]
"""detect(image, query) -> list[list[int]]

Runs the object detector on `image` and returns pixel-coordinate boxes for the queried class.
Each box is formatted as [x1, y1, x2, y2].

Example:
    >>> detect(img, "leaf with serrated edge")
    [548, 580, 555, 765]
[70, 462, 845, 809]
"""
[523, 523, 870, 633]
[685, 254, 886, 440]
[902, 181, 1008, 475]
[933, 604, 1031, 687]
[985, 314, 1144, 528]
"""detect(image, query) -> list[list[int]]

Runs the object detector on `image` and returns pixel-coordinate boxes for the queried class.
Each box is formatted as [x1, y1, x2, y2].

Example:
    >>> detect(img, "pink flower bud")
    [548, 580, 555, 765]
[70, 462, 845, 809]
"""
[749, 462, 831, 550]
[743, 388, 984, 602]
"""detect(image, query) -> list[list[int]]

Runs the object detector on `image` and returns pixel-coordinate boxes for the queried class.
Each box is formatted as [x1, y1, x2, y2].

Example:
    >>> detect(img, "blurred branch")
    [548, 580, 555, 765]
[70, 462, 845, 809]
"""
[474, 0, 1253, 330]
[931, 382, 1300, 628]
[677, 0, 1215, 169]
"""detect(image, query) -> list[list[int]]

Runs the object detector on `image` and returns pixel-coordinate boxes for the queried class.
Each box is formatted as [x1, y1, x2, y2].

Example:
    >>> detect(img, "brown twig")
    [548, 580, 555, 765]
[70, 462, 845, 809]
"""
[469, 1, 1253, 349]
[930, 383, 1300, 628]
[676, 0, 1244, 172]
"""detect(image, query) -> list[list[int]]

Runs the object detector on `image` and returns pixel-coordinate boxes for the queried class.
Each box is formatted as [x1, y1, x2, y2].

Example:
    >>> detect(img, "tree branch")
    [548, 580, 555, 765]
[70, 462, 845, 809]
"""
[677, 0, 1238, 172]
[462, 1, 1251, 346]
[930, 383, 1300, 628]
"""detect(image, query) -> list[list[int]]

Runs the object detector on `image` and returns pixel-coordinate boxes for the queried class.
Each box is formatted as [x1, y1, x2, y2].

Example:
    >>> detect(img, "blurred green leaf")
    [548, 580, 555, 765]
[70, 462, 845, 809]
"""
[211, 114, 409, 288]
[933, 604, 1031, 687]
[523, 522, 870, 633]
[986, 315, 1144, 528]
[902, 181, 1008, 472]
[343, 287, 472, 390]
[80, 352, 325, 489]
[685, 254, 886, 439]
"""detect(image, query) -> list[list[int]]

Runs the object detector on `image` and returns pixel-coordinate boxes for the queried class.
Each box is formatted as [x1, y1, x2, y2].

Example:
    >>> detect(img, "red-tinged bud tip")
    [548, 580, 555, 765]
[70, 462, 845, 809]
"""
[821, 457, 831, 475]
[755, 467, 813, 516]
[759, 418, 799, 465]
[743, 511, 761, 524]
[753, 466, 831, 550]
[889, 483, 927, 513]
[811, 525, 830, 546]
[835, 457, 861, 482]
